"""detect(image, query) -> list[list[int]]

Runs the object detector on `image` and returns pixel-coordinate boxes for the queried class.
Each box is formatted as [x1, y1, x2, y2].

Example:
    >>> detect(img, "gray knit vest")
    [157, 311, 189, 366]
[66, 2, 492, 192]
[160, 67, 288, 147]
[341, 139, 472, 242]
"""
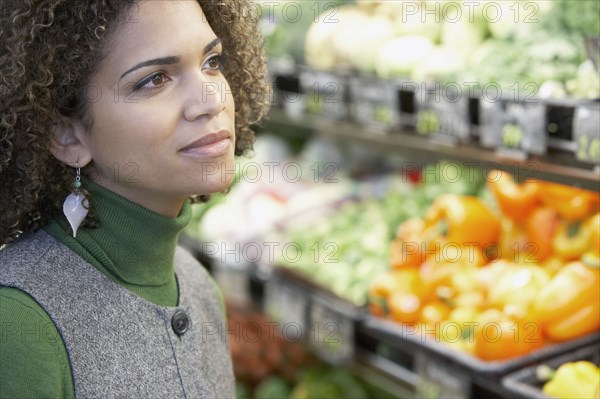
[0, 229, 235, 398]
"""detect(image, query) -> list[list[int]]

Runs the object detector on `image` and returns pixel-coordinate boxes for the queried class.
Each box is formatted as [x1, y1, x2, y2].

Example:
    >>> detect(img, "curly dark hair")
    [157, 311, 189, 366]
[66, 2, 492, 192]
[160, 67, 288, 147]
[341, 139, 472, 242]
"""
[0, 0, 271, 244]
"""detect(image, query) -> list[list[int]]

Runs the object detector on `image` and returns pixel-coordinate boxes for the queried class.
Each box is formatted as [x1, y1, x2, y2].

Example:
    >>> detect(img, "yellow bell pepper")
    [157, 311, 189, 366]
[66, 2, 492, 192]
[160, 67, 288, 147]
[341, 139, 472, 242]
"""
[589, 213, 600, 257]
[543, 361, 600, 399]
[487, 264, 551, 313]
[581, 213, 600, 264]
[552, 220, 593, 260]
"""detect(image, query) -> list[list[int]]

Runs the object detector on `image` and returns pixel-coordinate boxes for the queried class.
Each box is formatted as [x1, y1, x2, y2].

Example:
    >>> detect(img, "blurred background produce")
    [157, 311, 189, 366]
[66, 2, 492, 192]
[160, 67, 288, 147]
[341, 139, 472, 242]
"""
[261, 0, 599, 99]
[367, 170, 600, 361]
[181, 1, 600, 397]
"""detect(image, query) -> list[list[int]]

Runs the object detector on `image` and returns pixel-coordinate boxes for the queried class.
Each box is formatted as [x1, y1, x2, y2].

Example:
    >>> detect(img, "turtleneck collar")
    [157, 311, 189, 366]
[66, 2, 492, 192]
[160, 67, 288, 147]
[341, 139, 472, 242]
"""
[44, 180, 191, 301]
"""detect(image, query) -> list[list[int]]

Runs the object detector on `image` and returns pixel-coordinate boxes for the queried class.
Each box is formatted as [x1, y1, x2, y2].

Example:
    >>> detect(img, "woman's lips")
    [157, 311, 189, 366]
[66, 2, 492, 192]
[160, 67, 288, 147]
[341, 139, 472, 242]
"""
[180, 130, 231, 157]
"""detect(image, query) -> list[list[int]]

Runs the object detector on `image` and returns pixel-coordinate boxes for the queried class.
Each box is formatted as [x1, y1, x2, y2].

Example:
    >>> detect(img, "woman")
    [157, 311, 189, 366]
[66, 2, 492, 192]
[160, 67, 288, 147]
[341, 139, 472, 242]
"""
[0, 0, 269, 397]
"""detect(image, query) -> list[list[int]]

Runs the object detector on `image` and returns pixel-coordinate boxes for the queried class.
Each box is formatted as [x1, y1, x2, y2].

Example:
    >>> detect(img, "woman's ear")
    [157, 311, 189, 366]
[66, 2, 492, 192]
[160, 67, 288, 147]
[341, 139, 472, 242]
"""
[49, 114, 93, 167]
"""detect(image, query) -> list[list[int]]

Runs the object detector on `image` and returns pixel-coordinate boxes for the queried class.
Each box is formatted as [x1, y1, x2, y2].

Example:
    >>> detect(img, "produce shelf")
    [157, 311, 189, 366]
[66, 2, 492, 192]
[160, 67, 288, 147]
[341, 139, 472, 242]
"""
[361, 315, 600, 399]
[352, 348, 419, 399]
[263, 108, 600, 192]
[501, 343, 600, 399]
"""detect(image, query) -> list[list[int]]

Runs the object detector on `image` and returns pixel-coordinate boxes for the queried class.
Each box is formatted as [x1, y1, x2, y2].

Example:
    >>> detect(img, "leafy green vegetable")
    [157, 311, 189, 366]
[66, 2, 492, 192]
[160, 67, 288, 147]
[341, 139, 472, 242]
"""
[254, 376, 292, 399]
[541, 0, 600, 39]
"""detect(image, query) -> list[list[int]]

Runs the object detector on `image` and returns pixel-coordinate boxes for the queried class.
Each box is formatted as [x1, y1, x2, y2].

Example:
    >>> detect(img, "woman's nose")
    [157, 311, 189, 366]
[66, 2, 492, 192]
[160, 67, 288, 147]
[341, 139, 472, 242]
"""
[182, 71, 228, 122]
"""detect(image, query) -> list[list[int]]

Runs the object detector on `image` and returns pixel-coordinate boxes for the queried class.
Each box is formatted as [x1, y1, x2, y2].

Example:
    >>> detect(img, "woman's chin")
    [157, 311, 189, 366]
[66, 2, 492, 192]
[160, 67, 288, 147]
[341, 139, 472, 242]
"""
[194, 175, 235, 197]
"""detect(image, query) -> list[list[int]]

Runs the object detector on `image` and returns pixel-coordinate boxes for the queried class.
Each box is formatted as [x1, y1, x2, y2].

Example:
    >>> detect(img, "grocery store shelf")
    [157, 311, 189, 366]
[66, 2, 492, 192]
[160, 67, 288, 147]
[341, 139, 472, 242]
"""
[352, 349, 418, 399]
[263, 108, 600, 191]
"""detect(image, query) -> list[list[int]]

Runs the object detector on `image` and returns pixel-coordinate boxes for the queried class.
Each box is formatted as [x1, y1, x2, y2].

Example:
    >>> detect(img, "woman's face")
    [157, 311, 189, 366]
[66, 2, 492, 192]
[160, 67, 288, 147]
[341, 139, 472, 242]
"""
[81, 0, 235, 216]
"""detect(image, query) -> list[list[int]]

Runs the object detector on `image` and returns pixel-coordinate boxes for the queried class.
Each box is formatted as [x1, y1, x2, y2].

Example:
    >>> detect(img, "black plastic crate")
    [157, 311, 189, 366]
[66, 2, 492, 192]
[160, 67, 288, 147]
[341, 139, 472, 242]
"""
[363, 316, 600, 379]
[264, 266, 368, 366]
[362, 315, 600, 398]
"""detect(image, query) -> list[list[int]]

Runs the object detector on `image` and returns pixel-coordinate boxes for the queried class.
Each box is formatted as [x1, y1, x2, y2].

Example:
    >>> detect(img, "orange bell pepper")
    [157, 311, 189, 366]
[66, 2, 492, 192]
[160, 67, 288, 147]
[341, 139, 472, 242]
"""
[538, 182, 599, 222]
[369, 272, 397, 299]
[498, 218, 530, 263]
[525, 207, 559, 262]
[532, 261, 600, 341]
[424, 194, 501, 249]
[388, 292, 422, 324]
[390, 239, 425, 269]
[390, 218, 436, 268]
[369, 268, 430, 319]
[473, 309, 544, 361]
[487, 170, 540, 220]
[586, 213, 600, 258]
[544, 301, 600, 342]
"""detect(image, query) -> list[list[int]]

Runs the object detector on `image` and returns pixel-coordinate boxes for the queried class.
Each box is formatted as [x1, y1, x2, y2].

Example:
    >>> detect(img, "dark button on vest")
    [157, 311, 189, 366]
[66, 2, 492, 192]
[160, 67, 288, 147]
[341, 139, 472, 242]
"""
[171, 309, 190, 336]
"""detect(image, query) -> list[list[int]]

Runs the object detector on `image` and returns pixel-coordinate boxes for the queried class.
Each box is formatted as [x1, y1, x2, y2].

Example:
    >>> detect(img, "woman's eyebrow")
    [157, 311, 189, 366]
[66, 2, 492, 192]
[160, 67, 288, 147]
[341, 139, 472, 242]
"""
[204, 38, 222, 55]
[120, 56, 180, 80]
[119, 38, 222, 80]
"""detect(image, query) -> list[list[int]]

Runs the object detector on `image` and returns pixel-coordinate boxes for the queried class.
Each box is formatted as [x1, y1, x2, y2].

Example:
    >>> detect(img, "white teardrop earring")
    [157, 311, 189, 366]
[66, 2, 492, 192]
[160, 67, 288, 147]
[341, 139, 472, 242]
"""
[63, 163, 89, 238]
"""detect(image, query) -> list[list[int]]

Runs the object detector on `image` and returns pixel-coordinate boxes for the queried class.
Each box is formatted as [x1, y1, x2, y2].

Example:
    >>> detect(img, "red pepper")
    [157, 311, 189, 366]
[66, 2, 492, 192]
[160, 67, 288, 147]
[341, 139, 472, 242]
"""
[526, 207, 559, 262]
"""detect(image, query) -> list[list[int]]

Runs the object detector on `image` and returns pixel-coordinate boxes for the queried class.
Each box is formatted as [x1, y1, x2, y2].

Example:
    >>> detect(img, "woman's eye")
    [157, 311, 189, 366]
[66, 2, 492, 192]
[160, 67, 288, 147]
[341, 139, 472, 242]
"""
[133, 72, 170, 91]
[204, 54, 223, 71]
[150, 74, 165, 86]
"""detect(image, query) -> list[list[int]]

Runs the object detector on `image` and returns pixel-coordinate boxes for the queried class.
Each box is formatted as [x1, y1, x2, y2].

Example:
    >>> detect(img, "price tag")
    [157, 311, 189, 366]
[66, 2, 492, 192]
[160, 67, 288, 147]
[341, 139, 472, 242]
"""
[414, 83, 471, 143]
[266, 60, 303, 118]
[415, 352, 471, 399]
[264, 277, 307, 338]
[299, 68, 348, 121]
[573, 104, 600, 165]
[213, 264, 250, 305]
[307, 295, 355, 365]
[480, 98, 547, 156]
[398, 83, 417, 128]
[348, 75, 399, 130]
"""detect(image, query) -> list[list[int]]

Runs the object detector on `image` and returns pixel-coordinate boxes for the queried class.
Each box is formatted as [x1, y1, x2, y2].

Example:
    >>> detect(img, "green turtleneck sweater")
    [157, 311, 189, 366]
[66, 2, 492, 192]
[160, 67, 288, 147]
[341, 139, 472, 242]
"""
[0, 182, 221, 398]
